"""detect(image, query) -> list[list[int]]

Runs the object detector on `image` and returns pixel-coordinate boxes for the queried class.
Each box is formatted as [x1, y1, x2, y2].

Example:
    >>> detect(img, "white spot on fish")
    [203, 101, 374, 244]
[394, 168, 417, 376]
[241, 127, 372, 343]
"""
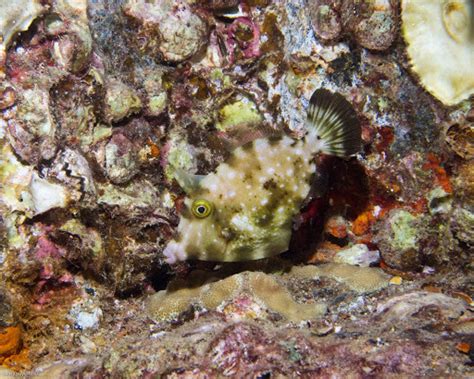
[282, 137, 293, 146]
[255, 139, 269, 152]
[227, 171, 236, 179]
[267, 167, 275, 175]
[231, 214, 255, 232]
[228, 190, 236, 198]
[260, 197, 269, 206]
[286, 169, 294, 176]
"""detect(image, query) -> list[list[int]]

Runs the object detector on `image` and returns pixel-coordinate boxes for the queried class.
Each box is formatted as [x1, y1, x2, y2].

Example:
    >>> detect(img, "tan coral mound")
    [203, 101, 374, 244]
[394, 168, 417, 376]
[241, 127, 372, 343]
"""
[147, 271, 327, 323]
[290, 263, 390, 293]
[401, 0, 474, 105]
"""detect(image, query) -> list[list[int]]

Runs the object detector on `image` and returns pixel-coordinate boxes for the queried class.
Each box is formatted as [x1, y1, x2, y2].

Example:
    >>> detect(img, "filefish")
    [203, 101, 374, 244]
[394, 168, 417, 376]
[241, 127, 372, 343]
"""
[164, 89, 361, 263]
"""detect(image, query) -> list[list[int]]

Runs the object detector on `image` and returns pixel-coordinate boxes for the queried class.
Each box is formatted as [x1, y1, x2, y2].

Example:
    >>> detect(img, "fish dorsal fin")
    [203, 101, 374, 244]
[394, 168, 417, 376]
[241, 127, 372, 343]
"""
[219, 124, 282, 151]
[306, 89, 361, 158]
[173, 167, 205, 194]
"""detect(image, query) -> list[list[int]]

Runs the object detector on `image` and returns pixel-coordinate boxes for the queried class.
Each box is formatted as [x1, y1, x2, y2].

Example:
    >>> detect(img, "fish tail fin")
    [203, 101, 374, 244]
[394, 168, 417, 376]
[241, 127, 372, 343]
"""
[306, 89, 361, 158]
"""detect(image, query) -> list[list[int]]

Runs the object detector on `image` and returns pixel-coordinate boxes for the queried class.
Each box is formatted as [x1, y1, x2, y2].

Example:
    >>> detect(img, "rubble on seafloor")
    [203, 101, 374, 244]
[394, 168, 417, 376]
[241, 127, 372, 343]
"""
[0, 0, 473, 376]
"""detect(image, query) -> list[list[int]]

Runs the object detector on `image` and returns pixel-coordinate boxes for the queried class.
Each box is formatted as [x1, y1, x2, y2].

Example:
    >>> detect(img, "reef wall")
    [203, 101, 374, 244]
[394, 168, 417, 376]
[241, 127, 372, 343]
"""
[0, 0, 472, 376]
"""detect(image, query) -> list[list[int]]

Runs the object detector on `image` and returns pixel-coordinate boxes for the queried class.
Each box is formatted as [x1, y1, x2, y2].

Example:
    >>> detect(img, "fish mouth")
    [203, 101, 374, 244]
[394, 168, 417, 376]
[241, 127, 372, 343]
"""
[163, 241, 187, 264]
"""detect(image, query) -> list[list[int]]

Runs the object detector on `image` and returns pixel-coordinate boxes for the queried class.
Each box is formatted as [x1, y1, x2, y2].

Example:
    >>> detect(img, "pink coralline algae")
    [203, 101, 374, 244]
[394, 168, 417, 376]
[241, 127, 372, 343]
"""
[217, 17, 261, 65]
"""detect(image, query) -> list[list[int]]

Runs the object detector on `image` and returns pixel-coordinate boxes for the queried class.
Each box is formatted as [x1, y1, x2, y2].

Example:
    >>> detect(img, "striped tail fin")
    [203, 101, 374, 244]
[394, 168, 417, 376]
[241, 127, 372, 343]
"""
[306, 89, 361, 158]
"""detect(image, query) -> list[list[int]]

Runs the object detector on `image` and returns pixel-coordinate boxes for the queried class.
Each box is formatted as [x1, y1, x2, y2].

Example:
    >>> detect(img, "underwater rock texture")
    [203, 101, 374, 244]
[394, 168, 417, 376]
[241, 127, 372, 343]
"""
[0, 0, 473, 376]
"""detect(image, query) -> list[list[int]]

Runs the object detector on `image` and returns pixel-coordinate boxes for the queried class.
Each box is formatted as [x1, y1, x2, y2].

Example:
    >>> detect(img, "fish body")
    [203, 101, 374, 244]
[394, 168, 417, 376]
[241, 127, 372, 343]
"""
[164, 89, 361, 263]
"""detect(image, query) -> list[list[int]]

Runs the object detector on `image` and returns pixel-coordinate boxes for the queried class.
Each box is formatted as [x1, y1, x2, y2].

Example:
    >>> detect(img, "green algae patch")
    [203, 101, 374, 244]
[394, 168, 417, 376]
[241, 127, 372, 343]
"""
[148, 93, 167, 115]
[389, 210, 419, 252]
[59, 219, 103, 256]
[104, 80, 142, 123]
[165, 137, 195, 182]
[216, 97, 262, 131]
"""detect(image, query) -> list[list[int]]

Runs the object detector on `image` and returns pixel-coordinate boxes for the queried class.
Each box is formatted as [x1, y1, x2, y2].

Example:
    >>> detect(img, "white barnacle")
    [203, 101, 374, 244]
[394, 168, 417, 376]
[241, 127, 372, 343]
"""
[286, 168, 294, 176]
[227, 190, 236, 198]
[260, 197, 269, 206]
[227, 171, 236, 179]
[266, 167, 275, 175]
[245, 184, 252, 189]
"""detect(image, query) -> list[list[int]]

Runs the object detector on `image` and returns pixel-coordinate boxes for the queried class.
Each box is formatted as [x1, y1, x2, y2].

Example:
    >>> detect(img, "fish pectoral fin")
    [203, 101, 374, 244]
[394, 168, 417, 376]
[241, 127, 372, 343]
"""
[173, 167, 205, 193]
[306, 88, 361, 158]
[218, 123, 282, 151]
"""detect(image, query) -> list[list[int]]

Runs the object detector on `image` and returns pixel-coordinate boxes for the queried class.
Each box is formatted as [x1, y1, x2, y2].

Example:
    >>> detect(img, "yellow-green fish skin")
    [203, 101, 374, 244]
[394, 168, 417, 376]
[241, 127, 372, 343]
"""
[164, 89, 361, 263]
[165, 136, 314, 262]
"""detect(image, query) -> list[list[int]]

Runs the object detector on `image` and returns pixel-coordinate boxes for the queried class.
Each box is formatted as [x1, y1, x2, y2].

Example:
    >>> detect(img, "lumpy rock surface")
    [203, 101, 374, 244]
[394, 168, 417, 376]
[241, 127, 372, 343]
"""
[0, 0, 472, 376]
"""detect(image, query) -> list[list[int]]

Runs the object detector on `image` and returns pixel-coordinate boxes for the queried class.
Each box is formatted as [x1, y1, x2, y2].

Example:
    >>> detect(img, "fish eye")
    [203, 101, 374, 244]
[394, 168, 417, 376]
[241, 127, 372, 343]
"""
[191, 199, 213, 218]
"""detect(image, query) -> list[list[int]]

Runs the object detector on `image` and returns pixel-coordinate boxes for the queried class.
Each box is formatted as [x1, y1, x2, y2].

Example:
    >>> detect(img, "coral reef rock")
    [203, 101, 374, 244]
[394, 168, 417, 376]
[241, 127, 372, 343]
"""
[0, 0, 472, 375]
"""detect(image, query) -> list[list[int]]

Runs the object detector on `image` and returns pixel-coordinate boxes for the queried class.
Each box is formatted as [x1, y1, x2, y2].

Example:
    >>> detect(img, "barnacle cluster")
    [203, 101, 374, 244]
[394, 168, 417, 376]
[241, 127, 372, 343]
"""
[309, 0, 398, 50]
